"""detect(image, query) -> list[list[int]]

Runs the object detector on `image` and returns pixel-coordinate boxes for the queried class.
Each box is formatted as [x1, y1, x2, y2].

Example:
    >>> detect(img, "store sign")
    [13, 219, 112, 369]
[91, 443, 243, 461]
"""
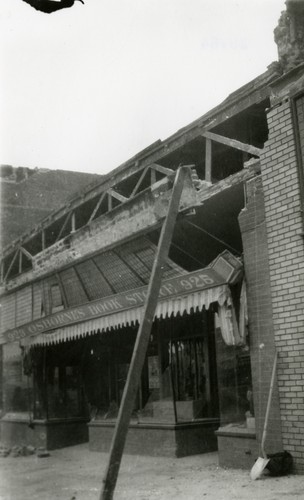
[4, 268, 224, 343]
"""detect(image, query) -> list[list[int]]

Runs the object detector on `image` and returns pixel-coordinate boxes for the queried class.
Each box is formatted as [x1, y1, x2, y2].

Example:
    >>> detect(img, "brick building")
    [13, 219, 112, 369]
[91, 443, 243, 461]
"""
[0, 165, 101, 250]
[217, 1, 304, 473]
[260, 73, 304, 471]
[0, 0, 304, 473]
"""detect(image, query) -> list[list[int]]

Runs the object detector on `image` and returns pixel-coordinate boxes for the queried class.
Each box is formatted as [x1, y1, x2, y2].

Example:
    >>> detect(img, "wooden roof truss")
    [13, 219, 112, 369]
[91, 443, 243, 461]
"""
[1, 132, 261, 282]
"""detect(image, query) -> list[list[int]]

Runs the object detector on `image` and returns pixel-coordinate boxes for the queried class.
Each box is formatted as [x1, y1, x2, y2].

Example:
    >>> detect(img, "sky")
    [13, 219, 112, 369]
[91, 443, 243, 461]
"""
[0, 0, 286, 175]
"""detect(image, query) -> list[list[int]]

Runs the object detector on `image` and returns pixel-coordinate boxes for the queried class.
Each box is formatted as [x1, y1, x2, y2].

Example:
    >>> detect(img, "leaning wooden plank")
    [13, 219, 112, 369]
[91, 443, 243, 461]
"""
[202, 130, 262, 157]
[100, 166, 189, 500]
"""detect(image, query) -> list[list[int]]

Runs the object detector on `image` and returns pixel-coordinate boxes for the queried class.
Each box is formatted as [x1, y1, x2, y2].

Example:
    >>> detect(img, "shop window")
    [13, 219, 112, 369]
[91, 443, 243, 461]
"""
[2, 343, 33, 417]
[33, 343, 86, 421]
[215, 326, 253, 425]
[30, 314, 218, 426]
[136, 312, 218, 424]
[46, 365, 83, 419]
[82, 345, 111, 419]
[170, 338, 210, 420]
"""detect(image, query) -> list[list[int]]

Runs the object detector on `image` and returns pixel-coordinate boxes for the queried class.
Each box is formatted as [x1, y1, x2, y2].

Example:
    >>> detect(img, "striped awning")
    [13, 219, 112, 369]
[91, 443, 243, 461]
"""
[24, 284, 229, 347]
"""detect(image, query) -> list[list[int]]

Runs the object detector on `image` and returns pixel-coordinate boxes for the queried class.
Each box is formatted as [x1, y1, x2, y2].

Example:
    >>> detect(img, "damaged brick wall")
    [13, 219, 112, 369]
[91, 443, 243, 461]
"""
[260, 94, 304, 473]
[238, 176, 283, 456]
[0, 168, 101, 250]
[274, 0, 304, 72]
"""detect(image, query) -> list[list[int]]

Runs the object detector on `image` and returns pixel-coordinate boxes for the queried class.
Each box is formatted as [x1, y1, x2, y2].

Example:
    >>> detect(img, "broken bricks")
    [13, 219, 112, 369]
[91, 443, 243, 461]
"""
[0, 443, 37, 458]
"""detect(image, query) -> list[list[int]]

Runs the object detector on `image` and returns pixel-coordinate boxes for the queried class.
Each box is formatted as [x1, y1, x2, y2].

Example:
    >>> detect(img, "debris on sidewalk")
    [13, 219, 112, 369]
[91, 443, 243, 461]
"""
[0, 444, 11, 457]
[0, 443, 36, 458]
[37, 447, 50, 458]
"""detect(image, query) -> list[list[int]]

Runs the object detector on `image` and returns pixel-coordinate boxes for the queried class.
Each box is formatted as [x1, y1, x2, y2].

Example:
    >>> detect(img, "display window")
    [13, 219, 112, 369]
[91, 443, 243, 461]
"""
[27, 309, 234, 425]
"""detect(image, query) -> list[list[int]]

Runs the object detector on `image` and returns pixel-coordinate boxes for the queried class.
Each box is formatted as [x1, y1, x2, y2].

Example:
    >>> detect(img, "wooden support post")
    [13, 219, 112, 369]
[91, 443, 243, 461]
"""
[107, 194, 113, 212]
[18, 250, 22, 274]
[130, 166, 149, 197]
[20, 247, 33, 261]
[71, 212, 76, 233]
[88, 192, 107, 223]
[100, 166, 188, 500]
[0, 259, 4, 283]
[107, 188, 128, 204]
[205, 138, 212, 183]
[56, 212, 73, 242]
[4, 250, 19, 281]
[42, 230, 46, 251]
[150, 167, 156, 185]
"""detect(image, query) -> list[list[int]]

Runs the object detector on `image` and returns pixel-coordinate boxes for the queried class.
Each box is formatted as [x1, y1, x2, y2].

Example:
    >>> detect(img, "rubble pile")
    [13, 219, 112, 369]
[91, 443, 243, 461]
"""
[0, 443, 41, 458]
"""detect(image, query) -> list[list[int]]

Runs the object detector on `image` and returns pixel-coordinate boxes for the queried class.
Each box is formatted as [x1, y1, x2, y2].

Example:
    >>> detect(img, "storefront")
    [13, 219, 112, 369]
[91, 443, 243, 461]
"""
[0, 240, 249, 456]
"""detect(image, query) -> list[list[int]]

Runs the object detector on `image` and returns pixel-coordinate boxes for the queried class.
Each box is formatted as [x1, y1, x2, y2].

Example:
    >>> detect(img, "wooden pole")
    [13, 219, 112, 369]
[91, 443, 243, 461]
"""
[202, 130, 262, 157]
[42, 230, 46, 251]
[100, 166, 188, 500]
[19, 250, 23, 274]
[205, 138, 212, 183]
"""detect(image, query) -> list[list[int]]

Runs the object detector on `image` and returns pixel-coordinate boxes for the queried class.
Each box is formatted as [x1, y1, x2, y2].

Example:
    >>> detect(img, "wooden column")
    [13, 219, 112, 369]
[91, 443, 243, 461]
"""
[0, 259, 4, 283]
[42, 230, 46, 250]
[71, 212, 76, 233]
[18, 250, 22, 274]
[205, 138, 212, 183]
[100, 166, 189, 500]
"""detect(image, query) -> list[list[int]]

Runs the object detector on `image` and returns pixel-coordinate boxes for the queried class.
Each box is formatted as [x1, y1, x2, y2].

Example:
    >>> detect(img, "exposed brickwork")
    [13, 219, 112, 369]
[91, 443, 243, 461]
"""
[239, 177, 283, 456]
[296, 94, 304, 177]
[261, 95, 304, 473]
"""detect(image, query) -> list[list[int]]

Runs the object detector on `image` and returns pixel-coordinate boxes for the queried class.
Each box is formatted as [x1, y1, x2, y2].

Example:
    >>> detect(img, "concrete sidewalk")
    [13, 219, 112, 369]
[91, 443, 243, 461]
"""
[0, 444, 303, 500]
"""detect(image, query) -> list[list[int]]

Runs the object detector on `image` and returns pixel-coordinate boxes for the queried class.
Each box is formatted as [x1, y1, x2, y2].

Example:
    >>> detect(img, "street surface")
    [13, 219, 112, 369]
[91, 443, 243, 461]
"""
[0, 444, 303, 499]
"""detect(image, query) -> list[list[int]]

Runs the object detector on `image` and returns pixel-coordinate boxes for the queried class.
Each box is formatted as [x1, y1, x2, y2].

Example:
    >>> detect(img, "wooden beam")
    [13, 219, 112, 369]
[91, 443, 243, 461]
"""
[202, 131, 263, 157]
[150, 163, 174, 177]
[107, 194, 112, 212]
[42, 230, 46, 250]
[130, 166, 149, 197]
[100, 166, 189, 500]
[205, 138, 212, 182]
[19, 251, 22, 274]
[150, 167, 156, 185]
[107, 188, 128, 203]
[20, 247, 33, 261]
[0, 259, 4, 283]
[88, 192, 107, 223]
[71, 212, 76, 233]
[4, 250, 19, 281]
[2, 82, 270, 261]
[56, 212, 72, 242]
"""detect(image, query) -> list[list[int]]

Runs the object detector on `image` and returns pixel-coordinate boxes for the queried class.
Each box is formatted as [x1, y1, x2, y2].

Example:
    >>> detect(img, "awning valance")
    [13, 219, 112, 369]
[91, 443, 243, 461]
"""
[24, 284, 229, 346]
[3, 249, 242, 348]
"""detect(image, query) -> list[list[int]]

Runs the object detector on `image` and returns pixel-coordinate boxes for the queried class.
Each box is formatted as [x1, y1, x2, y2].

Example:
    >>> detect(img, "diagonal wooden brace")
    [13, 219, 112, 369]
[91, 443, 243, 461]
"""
[100, 166, 190, 500]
